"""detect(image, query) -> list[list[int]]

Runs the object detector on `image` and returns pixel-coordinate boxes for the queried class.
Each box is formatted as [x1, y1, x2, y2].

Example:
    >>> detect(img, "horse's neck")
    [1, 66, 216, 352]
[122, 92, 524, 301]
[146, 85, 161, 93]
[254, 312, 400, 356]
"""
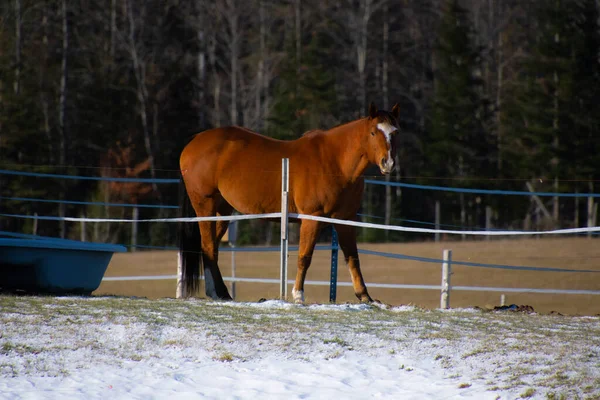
[325, 118, 370, 182]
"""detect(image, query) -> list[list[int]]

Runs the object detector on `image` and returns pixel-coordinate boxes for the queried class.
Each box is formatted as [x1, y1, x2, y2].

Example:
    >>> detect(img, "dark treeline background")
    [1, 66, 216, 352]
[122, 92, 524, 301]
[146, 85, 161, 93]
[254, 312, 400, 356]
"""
[1, 0, 599, 246]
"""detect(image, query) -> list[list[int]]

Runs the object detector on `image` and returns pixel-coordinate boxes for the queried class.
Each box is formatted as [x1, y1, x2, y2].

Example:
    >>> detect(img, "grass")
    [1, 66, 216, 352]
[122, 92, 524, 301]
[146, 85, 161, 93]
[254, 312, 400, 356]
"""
[323, 336, 350, 348]
[520, 388, 536, 398]
[214, 352, 237, 362]
[0, 295, 599, 398]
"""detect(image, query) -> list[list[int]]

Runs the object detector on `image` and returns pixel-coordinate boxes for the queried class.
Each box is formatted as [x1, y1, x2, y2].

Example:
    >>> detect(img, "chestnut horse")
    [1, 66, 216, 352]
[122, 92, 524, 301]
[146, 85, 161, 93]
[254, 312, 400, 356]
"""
[179, 103, 400, 303]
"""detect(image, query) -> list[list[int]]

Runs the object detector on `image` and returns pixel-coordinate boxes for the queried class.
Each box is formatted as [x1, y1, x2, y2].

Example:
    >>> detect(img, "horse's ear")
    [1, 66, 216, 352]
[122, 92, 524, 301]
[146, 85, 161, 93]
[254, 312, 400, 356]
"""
[368, 102, 378, 119]
[391, 103, 400, 119]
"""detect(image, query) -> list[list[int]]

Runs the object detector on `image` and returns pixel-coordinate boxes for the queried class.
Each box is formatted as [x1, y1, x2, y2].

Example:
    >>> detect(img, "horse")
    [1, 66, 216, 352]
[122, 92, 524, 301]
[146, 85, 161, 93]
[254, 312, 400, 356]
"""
[178, 102, 400, 304]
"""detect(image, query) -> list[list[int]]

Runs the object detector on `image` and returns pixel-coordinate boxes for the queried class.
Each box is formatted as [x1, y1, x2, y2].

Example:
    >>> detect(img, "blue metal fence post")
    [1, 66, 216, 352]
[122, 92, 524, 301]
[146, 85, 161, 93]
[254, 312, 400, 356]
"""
[329, 226, 339, 303]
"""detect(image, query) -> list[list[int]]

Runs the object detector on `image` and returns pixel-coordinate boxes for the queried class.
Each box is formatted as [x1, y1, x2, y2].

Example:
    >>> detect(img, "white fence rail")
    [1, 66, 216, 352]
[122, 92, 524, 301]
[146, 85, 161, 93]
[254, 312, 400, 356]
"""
[6, 161, 600, 308]
[102, 275, 600, 295]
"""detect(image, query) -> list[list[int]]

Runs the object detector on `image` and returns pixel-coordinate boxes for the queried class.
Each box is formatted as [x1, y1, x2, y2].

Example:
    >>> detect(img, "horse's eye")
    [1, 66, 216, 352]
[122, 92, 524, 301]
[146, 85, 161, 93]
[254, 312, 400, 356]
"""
[370, 131, 375, 136]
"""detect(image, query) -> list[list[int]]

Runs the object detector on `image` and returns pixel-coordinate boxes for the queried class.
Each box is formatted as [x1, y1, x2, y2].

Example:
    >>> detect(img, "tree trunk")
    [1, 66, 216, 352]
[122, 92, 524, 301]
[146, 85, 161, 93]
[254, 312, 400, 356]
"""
[14, 0, 21, 95]
[230, 51, 238, 125]
[553, 68, 559, 224]
[42, 99, 51, 159]
[255, 0, 266, 130]
[382, 2, 392, 239]
[552, 26, 560, 224]
[110, 0, 117, 61]
[496, 32, 503, 172]
[214, 77, 221, 127]
[357, 0, 372, 233]
[228, 3, 239, 126]
[207, 29, 220, 127]
[197, 27, 206, 128]
[126, 0, 158, 193]
[59, 0, 69, 238]
[295, 0, 301, 65]
[41, 5, 53, 160]
[0, 79, 3, 231]
[294, 0, 301, 104]
[356, 0, 371, 116]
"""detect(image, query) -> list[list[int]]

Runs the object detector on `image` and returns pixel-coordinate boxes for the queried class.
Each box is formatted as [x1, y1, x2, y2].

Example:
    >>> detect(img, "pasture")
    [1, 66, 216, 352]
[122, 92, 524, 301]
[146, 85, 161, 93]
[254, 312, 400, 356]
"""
[97, 237, 600, 316]
[0, 295, 598, 399]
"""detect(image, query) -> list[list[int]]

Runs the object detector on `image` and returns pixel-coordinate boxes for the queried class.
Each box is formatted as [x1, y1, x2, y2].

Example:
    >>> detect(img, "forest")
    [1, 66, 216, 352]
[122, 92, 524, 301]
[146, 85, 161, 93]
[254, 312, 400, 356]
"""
[1, 0, 599, 246]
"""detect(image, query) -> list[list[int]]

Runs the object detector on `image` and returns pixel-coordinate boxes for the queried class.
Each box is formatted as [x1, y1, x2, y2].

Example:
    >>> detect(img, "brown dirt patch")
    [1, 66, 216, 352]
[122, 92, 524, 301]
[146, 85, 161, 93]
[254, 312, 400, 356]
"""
[95, 237, 600, 315]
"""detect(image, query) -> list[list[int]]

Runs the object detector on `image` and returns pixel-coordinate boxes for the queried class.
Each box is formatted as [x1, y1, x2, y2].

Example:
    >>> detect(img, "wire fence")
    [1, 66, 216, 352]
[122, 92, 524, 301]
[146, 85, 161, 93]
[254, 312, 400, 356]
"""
[2, 167, 600, 305]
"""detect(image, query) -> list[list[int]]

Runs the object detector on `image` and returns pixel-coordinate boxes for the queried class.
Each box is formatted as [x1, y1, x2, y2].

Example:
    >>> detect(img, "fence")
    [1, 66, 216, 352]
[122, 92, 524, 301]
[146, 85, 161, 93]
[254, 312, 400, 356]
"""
[365, 178, 600, 241]
[2, 164, 600, 310]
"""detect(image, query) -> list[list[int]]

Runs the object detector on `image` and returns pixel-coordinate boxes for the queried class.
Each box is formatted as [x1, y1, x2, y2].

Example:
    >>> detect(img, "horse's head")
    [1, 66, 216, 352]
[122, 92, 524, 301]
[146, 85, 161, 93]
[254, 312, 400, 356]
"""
[365, 102, 400, 175]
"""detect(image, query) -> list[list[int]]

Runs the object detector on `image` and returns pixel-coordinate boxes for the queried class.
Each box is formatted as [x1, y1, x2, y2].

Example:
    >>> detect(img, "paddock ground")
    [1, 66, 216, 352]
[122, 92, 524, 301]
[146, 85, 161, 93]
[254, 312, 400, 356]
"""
[95, 237, 600, 316]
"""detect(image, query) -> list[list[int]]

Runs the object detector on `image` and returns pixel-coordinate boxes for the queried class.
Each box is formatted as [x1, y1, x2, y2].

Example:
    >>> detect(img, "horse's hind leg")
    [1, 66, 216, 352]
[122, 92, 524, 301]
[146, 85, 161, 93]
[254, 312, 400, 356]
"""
[334, 223, 373, 303]
[193, 197, 232, 300]
[216, 201, 234, 243]
[292, 220, 322, 304]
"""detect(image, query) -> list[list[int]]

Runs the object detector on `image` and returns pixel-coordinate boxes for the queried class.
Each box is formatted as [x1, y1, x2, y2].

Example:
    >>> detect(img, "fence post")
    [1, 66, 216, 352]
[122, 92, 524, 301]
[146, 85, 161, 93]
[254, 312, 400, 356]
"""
[131, 206, 139, 252]
[176, 251, 184, 298]
[228, 220, 238, 300]
[440, 249, 452, 309]
[80, 213, 86, 241]
[485, 206, 492, 241]
[230, 244, 236, 300]
[33, 212, 38, 235]
[329, 226, 339, 303]
[588, 195, 594, 238]
[435, 201, 440, 242]
[575, 191, 579, 229]
[280, 158, 290, 300]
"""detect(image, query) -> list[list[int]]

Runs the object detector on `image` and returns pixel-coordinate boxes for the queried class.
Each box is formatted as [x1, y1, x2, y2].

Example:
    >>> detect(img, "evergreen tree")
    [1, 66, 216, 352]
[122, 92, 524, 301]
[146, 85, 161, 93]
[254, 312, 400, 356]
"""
[502, 0, 581, 182]
[268, 30, 336, 139]
[426, 0, 492, 228]
[428, 0, 491, 183]
[566, 0, 600, 188]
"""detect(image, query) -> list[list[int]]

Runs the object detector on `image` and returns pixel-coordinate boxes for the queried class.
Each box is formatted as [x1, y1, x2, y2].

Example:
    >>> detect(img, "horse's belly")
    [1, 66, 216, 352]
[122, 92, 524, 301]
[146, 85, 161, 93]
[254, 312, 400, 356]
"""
[218, 171, 283, 214]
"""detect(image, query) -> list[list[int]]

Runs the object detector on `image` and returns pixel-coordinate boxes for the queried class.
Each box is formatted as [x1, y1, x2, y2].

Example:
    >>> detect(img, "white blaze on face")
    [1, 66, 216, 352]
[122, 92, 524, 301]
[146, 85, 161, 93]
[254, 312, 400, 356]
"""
[377, 122, 397, 172]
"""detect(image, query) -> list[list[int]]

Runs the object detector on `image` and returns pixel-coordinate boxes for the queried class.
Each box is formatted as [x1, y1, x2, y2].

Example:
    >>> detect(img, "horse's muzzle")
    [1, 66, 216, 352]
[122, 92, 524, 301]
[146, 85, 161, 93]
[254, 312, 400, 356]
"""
[379, 158, 395, 175]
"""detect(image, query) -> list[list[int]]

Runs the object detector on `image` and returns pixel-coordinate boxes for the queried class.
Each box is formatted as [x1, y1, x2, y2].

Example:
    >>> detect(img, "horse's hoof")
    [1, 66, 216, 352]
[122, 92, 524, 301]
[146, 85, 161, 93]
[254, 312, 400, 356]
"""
[371, 299, 390, 309]
[292, 288, 305, 304]
[359, 296, 374, 304]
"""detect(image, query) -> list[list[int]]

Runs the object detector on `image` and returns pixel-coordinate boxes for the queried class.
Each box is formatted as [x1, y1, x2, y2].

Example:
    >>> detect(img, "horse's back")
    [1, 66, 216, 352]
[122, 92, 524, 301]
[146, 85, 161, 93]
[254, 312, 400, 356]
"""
[181, 126, 288, 170]
[180, 127, 295, 213]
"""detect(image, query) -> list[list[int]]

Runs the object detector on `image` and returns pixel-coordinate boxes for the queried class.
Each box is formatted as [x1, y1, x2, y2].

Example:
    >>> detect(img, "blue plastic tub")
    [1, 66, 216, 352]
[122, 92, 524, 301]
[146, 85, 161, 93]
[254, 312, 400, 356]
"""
[0, 235, 126, 295]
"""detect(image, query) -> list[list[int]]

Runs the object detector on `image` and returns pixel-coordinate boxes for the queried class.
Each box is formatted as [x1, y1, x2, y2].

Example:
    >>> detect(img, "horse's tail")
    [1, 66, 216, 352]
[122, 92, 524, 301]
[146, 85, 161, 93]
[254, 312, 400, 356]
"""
[178, 179, 202, 296]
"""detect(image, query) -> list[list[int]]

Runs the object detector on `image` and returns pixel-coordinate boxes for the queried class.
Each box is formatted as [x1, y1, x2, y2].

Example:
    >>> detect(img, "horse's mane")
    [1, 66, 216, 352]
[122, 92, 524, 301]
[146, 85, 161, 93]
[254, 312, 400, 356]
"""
[301, 118, 365, 137]
[298, 111, 396, 138]
[302, 129, 325, 137]
[375, 111, 396, 125]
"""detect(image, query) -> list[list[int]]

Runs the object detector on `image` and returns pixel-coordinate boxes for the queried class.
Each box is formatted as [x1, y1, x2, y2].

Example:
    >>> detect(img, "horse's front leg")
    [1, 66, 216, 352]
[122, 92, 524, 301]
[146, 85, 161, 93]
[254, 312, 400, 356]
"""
[293, 220, 322, 304]
[334, 223, 373, 303]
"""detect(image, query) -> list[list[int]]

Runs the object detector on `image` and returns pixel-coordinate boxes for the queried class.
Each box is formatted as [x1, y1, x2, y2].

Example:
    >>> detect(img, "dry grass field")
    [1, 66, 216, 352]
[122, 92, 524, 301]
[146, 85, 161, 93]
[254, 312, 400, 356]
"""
[96, 237, 600, 315]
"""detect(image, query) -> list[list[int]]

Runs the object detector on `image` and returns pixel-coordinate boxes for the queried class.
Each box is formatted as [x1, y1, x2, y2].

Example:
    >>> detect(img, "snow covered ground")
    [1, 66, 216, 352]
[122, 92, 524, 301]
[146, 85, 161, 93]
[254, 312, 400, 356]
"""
[0, 296, 598, 399]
